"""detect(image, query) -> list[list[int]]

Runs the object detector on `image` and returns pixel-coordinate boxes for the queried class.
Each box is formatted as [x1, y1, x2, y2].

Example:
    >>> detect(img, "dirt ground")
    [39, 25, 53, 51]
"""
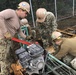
[57, 16, 76, 30]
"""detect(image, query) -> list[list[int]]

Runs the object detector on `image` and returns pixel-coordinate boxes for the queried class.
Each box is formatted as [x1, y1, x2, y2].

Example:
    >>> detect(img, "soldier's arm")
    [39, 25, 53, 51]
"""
[52, 16, 58, 31]
[26, 24, 32, 35]
[0, 9, 15, 35]
[48, 13, 58, 31]
[18, 28, 27, 39]
[55, 44, 70, 59]
[35, 22, 42, 40]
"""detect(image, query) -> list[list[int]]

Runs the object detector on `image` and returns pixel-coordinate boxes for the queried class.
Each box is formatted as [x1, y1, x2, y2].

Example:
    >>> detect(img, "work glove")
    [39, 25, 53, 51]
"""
[26, 35, 32, 40]
[4, 32, 12, 39]
[45, 46, 55, 54]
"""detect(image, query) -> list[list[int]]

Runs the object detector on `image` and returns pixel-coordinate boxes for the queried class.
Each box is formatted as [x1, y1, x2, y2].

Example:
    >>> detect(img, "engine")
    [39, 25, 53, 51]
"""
[15, 44, 45, 75]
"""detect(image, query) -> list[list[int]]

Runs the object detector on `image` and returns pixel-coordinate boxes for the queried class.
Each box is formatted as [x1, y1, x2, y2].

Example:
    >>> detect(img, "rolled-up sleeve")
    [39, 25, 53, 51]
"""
[0, 9, 15, 35]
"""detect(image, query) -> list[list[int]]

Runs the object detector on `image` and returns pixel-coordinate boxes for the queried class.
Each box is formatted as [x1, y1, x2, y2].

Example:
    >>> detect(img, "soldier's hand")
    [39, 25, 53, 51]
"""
[4, 32, 12, 39]
[46, 46, 55, 54]
[26, 35, 32, 40]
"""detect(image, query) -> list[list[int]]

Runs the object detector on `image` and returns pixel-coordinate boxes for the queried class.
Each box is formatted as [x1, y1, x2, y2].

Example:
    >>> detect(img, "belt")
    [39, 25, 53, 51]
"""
[0, 38, 7, 41]
[0, 38, 4, 40]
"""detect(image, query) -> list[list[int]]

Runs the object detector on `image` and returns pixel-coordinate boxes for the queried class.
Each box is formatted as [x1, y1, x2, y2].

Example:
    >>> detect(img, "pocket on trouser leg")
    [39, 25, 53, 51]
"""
[0, 43, 7, 61]
[0, 40, 10, 75]
[0, 61, 9, 75]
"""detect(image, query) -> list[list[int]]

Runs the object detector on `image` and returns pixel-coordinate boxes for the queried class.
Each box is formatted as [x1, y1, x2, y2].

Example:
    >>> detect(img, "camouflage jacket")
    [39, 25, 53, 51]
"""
[36, 12, 58, 48]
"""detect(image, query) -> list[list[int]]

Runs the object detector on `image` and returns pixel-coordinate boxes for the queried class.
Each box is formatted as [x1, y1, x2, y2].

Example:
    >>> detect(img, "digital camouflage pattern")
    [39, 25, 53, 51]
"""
[0, 39, 12, 75]
[36, 12, 57, 48]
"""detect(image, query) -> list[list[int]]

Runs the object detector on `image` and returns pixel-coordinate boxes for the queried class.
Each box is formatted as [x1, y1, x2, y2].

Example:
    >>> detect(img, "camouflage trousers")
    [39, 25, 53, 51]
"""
[0, 39, 11, 75]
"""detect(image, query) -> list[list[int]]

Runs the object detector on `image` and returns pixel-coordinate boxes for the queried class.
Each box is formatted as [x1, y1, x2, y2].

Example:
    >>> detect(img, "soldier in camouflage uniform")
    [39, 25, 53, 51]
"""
[0, 1, 30, 75]
[36, 8, 58, 49]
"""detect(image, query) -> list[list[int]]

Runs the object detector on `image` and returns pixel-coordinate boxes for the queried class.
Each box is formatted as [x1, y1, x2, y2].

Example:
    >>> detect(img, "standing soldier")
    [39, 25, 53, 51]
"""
[36, 8, 58, 49]
[0, 1, 30, 75]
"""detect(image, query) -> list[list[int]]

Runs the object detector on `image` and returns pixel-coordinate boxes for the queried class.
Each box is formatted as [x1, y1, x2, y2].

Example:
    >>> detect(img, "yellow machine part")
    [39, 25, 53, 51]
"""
[10, 61, 26, 75]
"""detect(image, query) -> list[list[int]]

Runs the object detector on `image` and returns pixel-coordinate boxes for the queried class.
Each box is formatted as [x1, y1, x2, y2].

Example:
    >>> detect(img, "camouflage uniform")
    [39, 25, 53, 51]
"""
[0, 39, 12, 75]
[0, 9, 27, 75]
[36, 12, 57, 48]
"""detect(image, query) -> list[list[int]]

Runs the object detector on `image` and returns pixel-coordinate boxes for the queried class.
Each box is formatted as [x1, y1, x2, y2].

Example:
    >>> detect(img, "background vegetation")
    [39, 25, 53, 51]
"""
[0, 0, 76, 29]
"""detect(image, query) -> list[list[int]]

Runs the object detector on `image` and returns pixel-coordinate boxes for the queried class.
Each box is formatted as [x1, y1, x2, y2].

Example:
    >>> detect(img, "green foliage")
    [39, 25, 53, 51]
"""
[0, 0, 23, 11]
